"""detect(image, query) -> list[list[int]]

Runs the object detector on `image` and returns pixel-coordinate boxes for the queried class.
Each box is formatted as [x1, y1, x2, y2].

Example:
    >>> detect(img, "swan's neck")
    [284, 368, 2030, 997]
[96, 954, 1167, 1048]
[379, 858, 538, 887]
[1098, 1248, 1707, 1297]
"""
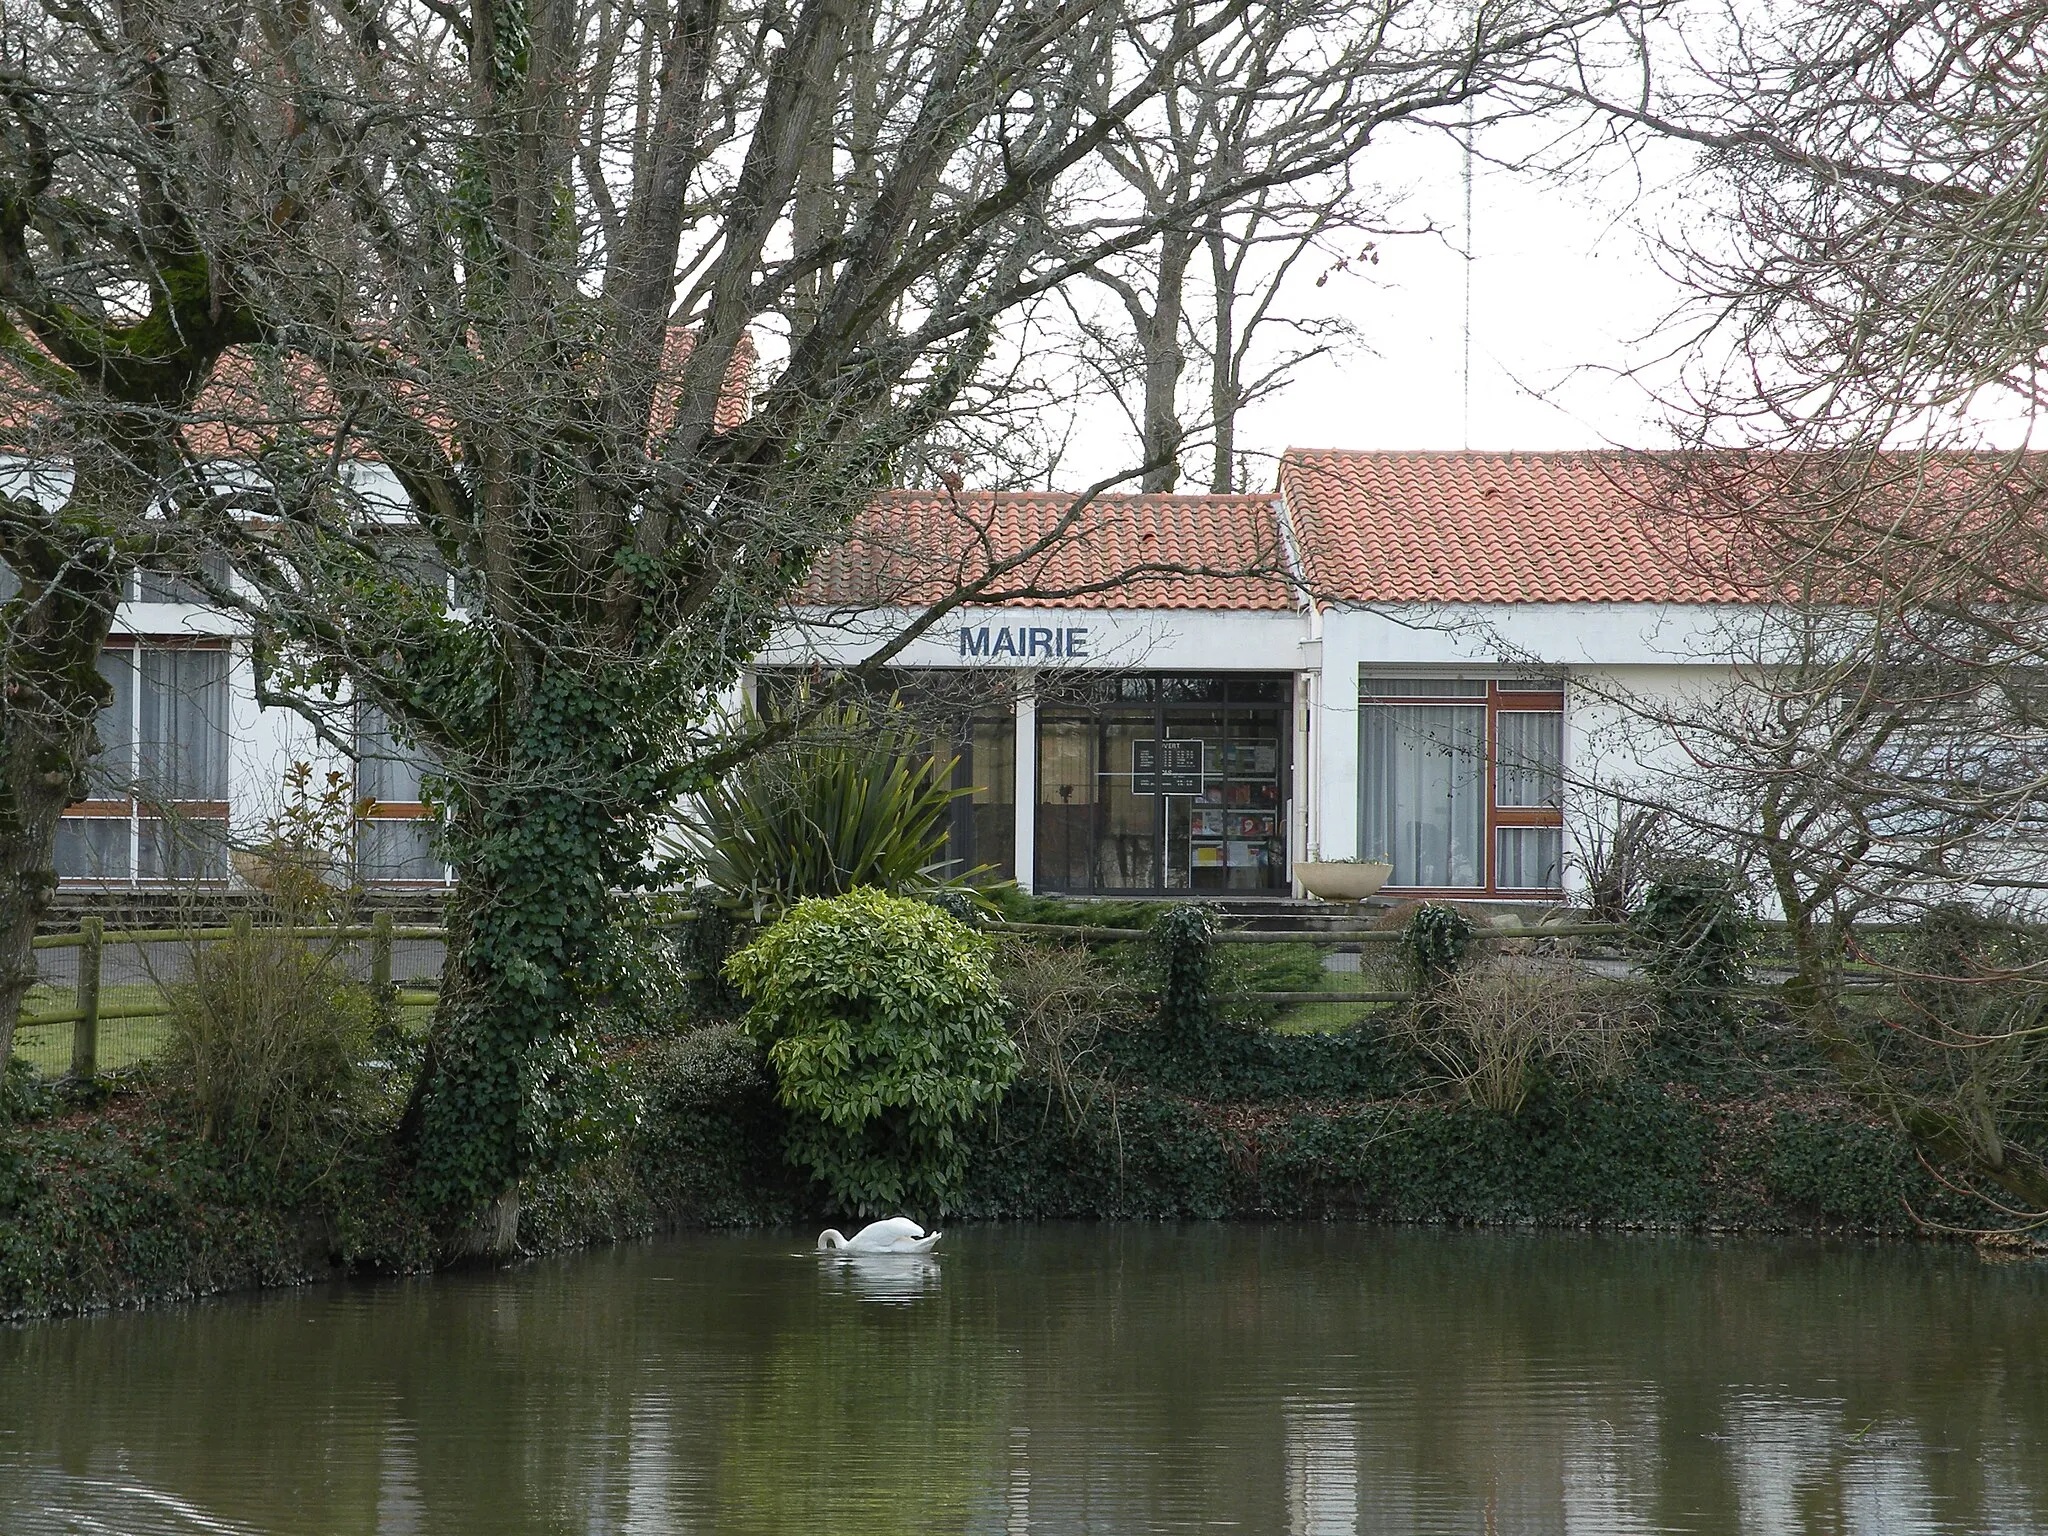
[818, 1230, 846, 1250]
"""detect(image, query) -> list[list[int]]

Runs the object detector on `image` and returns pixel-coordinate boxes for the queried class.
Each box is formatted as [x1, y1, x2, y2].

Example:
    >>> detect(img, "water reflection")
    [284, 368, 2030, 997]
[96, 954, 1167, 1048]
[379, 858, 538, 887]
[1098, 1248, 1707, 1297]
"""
[1, 1227, 2044, 1534]
[819, 1251, 944, 1303]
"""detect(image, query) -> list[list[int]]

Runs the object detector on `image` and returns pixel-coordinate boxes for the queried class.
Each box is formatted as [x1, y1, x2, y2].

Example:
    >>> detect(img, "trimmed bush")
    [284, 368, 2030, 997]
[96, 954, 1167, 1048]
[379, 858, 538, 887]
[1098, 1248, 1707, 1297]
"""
[727, 887, 1019, 1214]
[163, 926, 380, 1173]
[1402, 903, 1474, 995]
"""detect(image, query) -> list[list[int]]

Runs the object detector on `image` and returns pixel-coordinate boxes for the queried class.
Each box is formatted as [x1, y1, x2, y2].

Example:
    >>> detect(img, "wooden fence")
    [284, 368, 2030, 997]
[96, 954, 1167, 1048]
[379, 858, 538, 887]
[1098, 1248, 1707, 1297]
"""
[18, 913, 448, 1078]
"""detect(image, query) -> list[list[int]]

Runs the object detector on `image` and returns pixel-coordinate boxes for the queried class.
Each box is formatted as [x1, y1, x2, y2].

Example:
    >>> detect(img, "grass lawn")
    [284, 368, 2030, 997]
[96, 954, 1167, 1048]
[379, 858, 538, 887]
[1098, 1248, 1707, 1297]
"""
[1264, 950, 1407, 1035]
[12, 985, 436, 1079]
[12, 983, 175, 1077]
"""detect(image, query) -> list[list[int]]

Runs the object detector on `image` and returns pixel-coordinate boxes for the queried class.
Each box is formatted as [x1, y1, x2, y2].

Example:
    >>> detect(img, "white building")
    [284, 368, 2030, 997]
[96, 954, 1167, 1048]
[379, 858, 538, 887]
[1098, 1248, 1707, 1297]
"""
[23, 450, 1749, 904]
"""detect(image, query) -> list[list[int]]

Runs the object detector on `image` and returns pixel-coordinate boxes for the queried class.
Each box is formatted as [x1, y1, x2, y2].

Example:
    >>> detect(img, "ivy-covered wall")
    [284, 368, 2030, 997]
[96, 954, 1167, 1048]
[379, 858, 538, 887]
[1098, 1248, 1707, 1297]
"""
[0, 1011, 1998, 1322]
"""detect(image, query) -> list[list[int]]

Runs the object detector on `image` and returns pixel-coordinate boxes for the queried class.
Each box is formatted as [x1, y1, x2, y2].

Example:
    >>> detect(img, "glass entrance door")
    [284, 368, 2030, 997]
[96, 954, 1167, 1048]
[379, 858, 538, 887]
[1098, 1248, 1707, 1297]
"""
[1036, 675, 1291, 895]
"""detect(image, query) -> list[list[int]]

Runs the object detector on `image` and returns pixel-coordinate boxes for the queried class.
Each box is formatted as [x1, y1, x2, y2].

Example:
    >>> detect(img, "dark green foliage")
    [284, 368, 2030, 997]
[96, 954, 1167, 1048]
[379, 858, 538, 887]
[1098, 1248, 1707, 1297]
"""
[1152, 903, 1219, 1042]
[674, 891, 748, 1021]
[728, 888, 1020, 1214]
[406, 661, 688, 1224]
[1633, 861, 1754, 1030]
[984, 888, 1174, 931]
[950, 1076, 1977, 1232]
[1759, 1110, 1932, 1230]
[673, 700, 969, 919]
[629, 1024, 807, 1225]
[1403, 903, 1474, 993]
[1, 1056, 42, 1125]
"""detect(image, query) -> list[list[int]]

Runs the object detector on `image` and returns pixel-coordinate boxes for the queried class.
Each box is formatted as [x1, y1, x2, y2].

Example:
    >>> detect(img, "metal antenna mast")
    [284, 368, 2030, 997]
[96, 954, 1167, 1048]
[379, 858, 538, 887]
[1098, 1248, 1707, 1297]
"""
[1462, 100, 1474, 451]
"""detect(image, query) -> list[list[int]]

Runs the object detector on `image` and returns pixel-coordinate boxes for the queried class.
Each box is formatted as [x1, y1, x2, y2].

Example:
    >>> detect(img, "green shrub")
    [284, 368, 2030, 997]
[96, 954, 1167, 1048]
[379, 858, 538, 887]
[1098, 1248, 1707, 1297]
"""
[1152, 904, 1218, 1040]
[673, 890, 748, 1020]
[1632, 860, 1752, 1030]
[163, 926, 380, 1172]
[727, 887, 1019, 1213]
[1402, 903, 1473, 994]
[671, 700, 973, 918]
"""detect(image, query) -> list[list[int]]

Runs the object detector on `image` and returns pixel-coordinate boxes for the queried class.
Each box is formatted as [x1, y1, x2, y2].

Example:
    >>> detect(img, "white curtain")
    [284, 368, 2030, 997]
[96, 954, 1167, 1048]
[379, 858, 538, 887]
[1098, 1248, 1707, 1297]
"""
[1359, 703, 1485, 886]
[357, 705, 435, 803]
[1496, 826, 1563, 889]
[1495, 710, 1563, 807]
[139, 649, 228, 801]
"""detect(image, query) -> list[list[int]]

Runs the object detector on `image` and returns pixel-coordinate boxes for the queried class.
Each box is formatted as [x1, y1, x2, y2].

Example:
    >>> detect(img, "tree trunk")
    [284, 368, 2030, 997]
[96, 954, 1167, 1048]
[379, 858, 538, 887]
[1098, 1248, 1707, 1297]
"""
[1207, 226, 1238, 494]
[0, 446, 136, 1080]
[399, 673, 647, 1247]
[1138, 234, 1194, 493]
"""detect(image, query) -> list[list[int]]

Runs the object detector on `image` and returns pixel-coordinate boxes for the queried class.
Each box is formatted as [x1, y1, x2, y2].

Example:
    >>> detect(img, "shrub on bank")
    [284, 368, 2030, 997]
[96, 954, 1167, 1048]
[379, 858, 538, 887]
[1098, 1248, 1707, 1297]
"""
[163, 924, 381, 1168]
[727, 888, 1020, 1214]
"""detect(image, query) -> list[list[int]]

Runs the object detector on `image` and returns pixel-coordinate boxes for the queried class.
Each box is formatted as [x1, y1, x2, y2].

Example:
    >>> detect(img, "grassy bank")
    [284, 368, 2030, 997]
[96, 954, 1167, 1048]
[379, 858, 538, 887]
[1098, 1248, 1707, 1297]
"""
[1, 1001, 2007, 1322]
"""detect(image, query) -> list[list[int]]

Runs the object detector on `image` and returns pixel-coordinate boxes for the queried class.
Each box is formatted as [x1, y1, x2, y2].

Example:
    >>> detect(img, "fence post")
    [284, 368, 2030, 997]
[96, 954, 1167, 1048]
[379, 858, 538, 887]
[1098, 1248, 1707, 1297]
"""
[371, 910, 394, 1001]
[70, 916, 102, 1080]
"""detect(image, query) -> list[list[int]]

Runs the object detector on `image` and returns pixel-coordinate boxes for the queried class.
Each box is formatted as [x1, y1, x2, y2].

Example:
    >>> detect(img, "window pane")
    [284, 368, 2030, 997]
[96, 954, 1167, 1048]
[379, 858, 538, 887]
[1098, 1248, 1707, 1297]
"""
[963, 714, 1016, 882]
[87, 648, 136, 797]
[139, 817, 228, 879]
[1034, 713, 1096, 892]
[133, 553, 232, 605]
[1496, 711, 1563, 808]
[56, 817, 130, 879]
[357, 706, 435, 804]
[1360, 677, 1487, 698]
[1496, 826, 1563, 890]
[1094, 717, 1159, 889]
[1359, 703, 1486, 887]
[358, 819, 444, 882]
[0, 559, 18, 604]
[139, 649, 229, 801]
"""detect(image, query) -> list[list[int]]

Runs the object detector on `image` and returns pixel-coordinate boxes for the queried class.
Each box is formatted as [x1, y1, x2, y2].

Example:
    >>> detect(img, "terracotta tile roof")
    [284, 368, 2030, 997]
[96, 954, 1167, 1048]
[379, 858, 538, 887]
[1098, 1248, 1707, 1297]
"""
[2, 328, 753, 457]
[803, 489, 1297, 610]
[1280, 449, 1749, 605]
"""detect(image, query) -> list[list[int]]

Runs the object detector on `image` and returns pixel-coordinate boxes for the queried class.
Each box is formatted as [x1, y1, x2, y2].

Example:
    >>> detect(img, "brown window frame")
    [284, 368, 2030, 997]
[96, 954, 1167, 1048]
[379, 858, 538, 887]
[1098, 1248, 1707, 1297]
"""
[1359, 676, 1565, 899]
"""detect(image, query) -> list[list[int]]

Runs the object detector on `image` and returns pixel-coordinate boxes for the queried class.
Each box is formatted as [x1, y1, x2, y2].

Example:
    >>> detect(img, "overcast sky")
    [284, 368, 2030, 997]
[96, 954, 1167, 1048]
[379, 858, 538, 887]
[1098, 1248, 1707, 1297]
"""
[1231, 119, 1705, 465]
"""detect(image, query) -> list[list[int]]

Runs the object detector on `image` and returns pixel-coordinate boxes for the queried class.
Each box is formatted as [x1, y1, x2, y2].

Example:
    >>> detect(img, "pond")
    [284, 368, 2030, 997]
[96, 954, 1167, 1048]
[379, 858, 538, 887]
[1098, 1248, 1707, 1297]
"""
[2, 1225, 2045, 1534]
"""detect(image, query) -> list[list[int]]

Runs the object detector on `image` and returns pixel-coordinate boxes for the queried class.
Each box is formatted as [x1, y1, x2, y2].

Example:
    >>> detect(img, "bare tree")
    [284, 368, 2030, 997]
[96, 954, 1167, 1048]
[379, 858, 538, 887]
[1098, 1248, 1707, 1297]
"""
[1062, 0, 1607, 492]
[0, 4, 264, 1070]
[1575, 562, 2048, 1214]
[0, 0, 1608, 1232]
[1550, 0, 2048, 1215]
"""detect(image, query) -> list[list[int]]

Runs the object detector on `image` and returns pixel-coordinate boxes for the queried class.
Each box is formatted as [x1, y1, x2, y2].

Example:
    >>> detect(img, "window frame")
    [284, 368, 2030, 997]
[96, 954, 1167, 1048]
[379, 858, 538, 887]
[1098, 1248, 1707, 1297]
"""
[1358, 674, 1566, 897]
[57, 638, 233, 885]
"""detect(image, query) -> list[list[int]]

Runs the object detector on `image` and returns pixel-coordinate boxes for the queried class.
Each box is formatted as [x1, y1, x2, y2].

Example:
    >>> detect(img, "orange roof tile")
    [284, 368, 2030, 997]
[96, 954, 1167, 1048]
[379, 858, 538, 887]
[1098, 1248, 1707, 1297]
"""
[2, 328, 753, 457]
[1280, 449, 1749, 605]
[804, 489, 1296, 610]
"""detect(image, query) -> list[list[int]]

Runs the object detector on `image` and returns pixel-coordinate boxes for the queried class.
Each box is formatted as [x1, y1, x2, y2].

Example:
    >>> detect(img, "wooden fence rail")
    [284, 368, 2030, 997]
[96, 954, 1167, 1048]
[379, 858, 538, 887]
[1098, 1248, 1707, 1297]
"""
[983, 919, 1630, 945]
[16, 913, 447, 1076]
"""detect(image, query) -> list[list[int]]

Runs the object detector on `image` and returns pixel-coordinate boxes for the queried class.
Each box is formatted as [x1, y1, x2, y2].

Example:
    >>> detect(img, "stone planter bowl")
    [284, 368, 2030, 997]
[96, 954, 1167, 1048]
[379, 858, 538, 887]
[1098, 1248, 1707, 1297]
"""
[1293, 860, 1395, 902]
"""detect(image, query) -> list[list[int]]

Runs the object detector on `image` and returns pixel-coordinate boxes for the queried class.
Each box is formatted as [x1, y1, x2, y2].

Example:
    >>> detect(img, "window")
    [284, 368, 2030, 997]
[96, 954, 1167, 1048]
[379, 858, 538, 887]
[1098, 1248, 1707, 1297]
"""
[1036, 674, 1290, 894]
[130, 553, 233, 606]
[1358, 676, 1565, 895]
[57, 643, 230, 882]
[355, 706, 448, 883]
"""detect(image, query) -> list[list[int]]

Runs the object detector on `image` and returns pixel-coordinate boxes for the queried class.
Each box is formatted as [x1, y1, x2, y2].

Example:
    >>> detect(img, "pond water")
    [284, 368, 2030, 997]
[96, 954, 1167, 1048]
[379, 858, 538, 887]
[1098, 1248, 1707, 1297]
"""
[3, 1225, 2045, 1534]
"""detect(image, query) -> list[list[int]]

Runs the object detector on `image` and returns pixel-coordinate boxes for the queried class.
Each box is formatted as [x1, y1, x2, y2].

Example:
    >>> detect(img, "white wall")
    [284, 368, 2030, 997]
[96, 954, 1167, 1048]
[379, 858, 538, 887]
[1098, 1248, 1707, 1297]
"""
[1313, 603, 1750, 872]
[766, 605, 1313, 673]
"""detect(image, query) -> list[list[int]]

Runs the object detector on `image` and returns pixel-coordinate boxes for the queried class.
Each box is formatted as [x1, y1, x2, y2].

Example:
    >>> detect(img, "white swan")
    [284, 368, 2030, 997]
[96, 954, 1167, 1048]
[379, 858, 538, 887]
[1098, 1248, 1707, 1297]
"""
[817, 1217, 943, 1254]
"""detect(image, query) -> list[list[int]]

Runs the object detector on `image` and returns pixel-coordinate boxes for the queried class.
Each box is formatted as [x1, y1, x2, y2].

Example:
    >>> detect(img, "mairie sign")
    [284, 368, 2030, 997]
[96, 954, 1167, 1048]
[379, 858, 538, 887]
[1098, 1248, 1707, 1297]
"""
[956, 623, 1091, 660]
